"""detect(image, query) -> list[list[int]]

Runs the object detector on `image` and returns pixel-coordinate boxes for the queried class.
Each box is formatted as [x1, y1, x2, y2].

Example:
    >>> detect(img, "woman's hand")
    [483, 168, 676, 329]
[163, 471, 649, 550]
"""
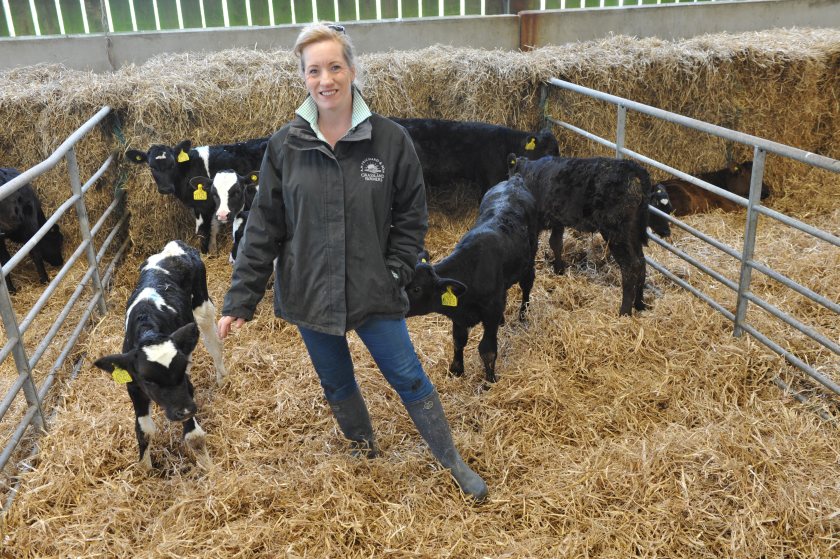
[217, 315, 246, 339]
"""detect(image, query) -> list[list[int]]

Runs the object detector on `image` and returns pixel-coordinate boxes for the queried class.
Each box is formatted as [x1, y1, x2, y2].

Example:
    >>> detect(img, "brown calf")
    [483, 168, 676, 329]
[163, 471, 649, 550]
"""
[658, 161, 771, 216]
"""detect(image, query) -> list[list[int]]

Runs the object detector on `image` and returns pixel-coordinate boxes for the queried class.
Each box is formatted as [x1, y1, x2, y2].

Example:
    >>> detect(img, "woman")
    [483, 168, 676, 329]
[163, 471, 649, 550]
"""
[217, 22, 487, 502]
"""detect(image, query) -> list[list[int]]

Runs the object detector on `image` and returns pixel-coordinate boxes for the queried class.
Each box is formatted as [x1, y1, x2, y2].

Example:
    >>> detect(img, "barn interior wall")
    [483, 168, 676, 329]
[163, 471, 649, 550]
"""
[0, 0, 837, 73]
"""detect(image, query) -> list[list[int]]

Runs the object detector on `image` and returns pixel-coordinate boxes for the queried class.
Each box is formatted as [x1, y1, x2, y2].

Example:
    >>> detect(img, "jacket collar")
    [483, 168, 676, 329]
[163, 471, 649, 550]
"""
[295, 85, 372, 145]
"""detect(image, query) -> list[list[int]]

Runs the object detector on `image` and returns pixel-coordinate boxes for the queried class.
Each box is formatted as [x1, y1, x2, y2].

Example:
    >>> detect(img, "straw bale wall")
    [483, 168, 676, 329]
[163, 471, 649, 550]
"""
[0, 27, 839, 558]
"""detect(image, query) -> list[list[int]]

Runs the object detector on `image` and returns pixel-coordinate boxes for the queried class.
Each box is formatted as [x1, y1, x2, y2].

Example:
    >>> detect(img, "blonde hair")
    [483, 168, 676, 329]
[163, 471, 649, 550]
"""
[293, 22, 356, 74]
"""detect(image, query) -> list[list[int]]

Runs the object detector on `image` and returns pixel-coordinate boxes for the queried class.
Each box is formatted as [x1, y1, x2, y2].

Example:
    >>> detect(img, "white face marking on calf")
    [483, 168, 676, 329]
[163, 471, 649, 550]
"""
[125, 287, 176, 329]
[138, 415, 158, 436]
[195, 146, 211, 176]
[143, 340, 178, 368]
[154, 153, 167, 160]
[195, 213, 204, 234]
[212, 171, 238, 221]
[659, 198, 669, 206]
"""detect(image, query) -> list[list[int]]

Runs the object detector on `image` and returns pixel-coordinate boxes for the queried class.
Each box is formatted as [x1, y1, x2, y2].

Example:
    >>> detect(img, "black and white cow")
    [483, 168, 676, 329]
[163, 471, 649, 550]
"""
[126, 137, 268, 253]
[406, 176, 540, 383]
[0, 167, 65, 293]
[390, 117, 560, 194]
[189, 170, 258, 263]
[93, 240, 227, 470]
[509, 154, 653, 316]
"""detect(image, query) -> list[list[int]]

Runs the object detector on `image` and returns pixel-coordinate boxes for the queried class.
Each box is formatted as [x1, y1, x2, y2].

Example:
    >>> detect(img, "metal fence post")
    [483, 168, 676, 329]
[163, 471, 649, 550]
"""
[0, 281, 45, 430]
[66, 148, 108, 315]
[615, 104, 627, 159]
[733, 147, 767, 336]
[538, 82, 549, 129]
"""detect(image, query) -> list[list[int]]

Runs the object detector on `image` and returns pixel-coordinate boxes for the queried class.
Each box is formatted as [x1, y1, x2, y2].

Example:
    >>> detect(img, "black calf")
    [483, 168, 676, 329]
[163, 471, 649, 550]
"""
[406, 176, 539, 383]
[509, 154, 652, 316]
[0, 168, 64, 292]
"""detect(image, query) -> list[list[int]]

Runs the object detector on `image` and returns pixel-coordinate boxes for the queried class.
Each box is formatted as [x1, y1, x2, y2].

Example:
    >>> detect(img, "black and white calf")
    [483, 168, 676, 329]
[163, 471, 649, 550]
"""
[189, 170, 258, 263]
[93, 240, 227, 469]
[509, 154, 653, 316]
[390, 117, 560, 194]
[126, 137, 268, 253]
[406, 176, 539, 383]
[0, 168, 65, 293]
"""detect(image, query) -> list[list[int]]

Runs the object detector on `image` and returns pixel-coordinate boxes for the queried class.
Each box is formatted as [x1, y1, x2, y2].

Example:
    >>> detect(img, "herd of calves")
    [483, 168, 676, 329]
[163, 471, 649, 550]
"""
[0, 118, 771, 469]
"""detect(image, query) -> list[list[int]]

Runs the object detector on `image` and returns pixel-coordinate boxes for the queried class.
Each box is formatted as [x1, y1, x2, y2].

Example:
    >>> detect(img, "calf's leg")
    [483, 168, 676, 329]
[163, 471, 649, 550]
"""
[449, 322, 469, 377]
[602, 232, 642, 316]
[549, 225, 566, 274]
[127, 384, 156, 470]
[0, 240, 16, 293]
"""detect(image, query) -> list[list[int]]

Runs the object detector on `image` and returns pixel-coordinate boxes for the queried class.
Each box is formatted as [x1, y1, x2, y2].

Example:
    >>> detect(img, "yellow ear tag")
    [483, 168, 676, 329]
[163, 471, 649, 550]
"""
[421, 258, 427, 263]
[441, 286, 458, 307]
[135, 154, 143, 161]
[250, 174, 258, 182]
[177, 150, 190, 163]
[193, 183, 208, 201]
[525, 138, 536, 151]
[112, 367, 132, 384]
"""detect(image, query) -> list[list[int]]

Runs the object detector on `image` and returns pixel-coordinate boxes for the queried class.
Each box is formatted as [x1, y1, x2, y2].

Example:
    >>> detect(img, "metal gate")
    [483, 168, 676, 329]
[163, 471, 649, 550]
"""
[0, 106, 129, 511]
[544, 78, 840, 415]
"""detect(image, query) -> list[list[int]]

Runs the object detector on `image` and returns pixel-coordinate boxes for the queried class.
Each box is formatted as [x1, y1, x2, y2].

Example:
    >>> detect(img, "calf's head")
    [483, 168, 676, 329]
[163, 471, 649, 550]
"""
[648, 183, 674, 238]
[519, 128, 559, 160]
[209, 170, 259, 223]
[126, 140, 193, 196]
[405, 254, 468, 317]
[94, 323, 200, 422]
[721, 161, 771, 200]
[507, 154, 529, 178]
[39, 223, 64, 266]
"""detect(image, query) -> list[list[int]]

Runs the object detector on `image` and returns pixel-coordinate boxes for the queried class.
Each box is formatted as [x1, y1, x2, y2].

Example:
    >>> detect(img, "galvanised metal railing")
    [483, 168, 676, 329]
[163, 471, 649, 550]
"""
[0, 106, 130, 511]
[543, 78, 840, 408]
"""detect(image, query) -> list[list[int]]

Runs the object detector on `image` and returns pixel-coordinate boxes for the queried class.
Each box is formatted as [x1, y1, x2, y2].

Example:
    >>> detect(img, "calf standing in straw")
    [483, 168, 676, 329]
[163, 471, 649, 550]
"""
[94, 240, 226, 469]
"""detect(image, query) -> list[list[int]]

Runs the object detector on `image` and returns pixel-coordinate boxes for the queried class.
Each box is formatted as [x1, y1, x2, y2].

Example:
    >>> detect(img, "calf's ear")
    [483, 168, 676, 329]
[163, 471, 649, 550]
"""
[94, 352, 134, 375]
[125, 149, 148, 164]
[436, 278, 467, 297]
[189, 176, 210, 190]
[244, 171, 260, 186]
[170, 323, 200, 355]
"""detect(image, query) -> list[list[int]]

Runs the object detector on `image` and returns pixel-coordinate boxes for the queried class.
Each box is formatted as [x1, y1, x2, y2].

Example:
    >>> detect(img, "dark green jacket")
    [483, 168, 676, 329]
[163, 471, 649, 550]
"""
[222, 113, 428, 335]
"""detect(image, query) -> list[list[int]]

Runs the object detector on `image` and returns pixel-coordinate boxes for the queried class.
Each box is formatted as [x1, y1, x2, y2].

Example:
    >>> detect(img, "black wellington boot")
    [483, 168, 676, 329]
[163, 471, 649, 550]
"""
[328, 388, 380, 458]
[405, 390, 488, 502]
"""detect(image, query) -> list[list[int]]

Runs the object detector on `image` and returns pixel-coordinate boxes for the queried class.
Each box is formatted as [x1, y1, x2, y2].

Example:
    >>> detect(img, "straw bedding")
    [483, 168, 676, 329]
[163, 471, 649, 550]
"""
[1, 28, 839, 558]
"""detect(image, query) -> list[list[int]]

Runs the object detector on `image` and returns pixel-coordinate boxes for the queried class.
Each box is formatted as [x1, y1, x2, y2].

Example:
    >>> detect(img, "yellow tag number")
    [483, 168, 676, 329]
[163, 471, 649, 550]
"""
[177, 150, 190, 163]
[441, 286, 458, 307]
[525, 138, 536, 151]
[112, 367, 132, 384]
[193, 184, 208, 201]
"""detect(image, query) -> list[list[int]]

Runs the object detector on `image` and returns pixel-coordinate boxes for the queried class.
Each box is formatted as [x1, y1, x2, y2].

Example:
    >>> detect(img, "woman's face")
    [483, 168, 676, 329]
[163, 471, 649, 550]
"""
[301, 39, 355, 116]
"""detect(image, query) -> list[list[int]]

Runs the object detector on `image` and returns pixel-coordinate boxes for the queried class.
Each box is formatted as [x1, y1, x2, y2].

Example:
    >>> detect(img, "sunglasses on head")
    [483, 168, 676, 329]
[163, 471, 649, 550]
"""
[327, 24, 345, 34]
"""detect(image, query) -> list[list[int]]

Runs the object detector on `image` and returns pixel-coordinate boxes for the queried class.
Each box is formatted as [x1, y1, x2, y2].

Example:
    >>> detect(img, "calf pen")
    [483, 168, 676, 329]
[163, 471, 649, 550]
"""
[1, 29, 840, 557]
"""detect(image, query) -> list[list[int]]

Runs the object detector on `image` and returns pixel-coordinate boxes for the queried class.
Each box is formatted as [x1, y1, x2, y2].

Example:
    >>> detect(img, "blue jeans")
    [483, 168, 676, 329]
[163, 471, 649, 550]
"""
[298, 318, 434, 405]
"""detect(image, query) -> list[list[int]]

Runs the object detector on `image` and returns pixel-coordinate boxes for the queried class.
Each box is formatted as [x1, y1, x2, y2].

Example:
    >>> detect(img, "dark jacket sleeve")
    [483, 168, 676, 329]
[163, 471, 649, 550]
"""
[385, 125, 428, 286]
[221, 137, 287, 319]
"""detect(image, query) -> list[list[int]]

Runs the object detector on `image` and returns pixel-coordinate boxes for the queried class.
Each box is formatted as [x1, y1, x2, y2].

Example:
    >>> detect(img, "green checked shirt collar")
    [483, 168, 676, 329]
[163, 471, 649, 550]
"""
[296, 85, 372, 144]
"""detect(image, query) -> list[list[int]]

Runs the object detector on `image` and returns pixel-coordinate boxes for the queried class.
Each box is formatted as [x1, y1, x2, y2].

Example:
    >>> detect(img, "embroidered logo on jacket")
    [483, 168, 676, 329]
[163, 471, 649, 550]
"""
[360, 158, 385, 182]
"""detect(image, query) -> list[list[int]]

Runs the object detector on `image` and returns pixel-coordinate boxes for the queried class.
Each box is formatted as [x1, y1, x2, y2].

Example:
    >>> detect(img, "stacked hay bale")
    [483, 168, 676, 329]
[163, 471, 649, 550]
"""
[0, 28, 838, 558]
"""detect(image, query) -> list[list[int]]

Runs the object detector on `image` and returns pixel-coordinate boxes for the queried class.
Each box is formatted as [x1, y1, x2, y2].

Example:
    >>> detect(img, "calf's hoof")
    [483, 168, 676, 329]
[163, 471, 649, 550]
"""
[448, 361, 465, 377]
